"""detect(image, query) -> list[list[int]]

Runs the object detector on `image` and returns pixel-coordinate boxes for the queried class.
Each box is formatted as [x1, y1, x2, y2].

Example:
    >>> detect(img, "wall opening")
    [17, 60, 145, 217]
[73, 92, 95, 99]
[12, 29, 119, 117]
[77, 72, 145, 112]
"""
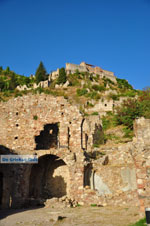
[85, 133, 88, 150]
[68, 127, 70, 149]
[93, 124, 104, 146]
[35, 123, 59, 150]
[29, 154, 70, 201]
[81, 119, 85, 150]
[0, 172, 3, 206]
[84, 164, 93, 188]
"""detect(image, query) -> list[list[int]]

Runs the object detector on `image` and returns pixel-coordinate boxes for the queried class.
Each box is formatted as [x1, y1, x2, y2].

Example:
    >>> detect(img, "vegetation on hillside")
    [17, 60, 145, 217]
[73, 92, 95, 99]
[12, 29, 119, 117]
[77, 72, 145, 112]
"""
[35, 61, 48, 84]
[1, 64, 150, 146]
[101, 88, 150, 142]
[0, 66, 31, 92]
[57, 67, 67, 84]
[0, 62, 49, 94]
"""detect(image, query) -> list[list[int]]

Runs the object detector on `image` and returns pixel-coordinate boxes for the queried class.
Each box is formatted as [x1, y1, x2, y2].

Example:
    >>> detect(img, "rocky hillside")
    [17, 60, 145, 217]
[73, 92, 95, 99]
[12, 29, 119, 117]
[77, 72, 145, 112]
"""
[0, 65, 150, 146]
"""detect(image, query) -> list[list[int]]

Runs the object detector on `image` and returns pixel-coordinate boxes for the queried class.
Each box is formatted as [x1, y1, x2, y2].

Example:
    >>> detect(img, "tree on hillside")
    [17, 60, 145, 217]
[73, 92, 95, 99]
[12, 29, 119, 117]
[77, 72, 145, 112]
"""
[9, 73, 18, 90]
[0, 66, 3, 74]
[57, 67, 67, 84]
[35, 61, 48, 84]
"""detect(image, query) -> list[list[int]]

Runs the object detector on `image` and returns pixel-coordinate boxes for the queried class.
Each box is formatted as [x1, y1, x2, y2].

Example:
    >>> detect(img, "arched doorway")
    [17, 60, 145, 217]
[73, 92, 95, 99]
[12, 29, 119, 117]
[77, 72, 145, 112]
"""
[0, 172, 3, 207]
[29, 154, 70, 200]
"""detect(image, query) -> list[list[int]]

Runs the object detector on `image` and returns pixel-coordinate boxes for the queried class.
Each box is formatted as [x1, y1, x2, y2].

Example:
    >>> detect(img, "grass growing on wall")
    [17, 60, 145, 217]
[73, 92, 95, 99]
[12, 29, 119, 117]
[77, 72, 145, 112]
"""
[129, 218, 146, 226]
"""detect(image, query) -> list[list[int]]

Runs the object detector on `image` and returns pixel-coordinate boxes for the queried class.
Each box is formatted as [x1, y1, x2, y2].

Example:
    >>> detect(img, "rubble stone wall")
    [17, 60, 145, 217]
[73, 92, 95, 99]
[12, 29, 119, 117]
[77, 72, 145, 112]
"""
[0, 95, 150, 211]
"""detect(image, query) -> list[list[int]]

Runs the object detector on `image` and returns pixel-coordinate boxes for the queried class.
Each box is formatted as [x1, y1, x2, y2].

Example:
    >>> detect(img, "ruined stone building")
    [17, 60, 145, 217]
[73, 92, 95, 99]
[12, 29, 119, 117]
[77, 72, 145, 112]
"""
[17, 62, 116, 92]
[0, 94, 150, 211]
[50, 62, 117, 83]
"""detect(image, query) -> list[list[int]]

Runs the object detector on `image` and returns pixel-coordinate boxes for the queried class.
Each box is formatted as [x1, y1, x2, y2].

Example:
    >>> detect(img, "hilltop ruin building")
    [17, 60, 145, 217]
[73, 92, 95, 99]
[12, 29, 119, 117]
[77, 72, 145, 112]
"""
[0, 94, 150, 212]
[50, 62, 116, 83]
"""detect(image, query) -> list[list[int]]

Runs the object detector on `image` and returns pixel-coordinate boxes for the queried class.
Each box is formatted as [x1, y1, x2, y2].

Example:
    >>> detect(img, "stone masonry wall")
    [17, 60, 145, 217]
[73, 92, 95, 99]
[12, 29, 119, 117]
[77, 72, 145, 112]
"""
[0, 94, 99, 208]
[0, 94, 150, 210]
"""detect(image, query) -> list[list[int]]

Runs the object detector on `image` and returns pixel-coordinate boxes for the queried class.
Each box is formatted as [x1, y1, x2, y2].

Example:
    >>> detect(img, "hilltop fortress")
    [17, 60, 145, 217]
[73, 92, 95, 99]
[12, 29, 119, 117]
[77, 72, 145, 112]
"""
[17, 61, 117, 91]
[50, 62, 117, 83]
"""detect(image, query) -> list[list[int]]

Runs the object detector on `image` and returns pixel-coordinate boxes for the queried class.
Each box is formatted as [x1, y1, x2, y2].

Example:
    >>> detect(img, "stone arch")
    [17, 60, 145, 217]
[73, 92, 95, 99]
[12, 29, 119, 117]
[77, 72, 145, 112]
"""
[29, 154, 70, 201]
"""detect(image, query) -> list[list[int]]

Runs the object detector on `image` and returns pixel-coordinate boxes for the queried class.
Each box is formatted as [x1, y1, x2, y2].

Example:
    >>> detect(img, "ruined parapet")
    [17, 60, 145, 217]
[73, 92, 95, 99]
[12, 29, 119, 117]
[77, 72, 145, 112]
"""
[66, 62, 88, 75]
[50, 68, 60, 80]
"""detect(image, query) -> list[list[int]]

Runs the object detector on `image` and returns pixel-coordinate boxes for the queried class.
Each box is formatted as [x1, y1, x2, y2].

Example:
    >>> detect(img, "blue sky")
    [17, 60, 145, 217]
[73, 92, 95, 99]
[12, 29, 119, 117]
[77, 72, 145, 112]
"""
[0, 0, 150, 90]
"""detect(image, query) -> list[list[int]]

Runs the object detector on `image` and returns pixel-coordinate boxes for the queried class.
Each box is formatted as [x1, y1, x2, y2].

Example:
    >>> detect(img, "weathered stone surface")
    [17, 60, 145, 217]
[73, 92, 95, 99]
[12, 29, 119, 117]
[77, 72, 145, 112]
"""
[0, 95, 150, 212]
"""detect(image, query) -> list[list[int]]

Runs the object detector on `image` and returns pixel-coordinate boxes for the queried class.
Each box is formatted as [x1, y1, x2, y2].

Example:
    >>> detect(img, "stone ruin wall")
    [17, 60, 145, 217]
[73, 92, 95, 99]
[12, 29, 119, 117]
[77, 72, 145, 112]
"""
[131, 118, 150, 211]
[0, 94, 83, 152]
[0, 94, 150, 211]
[65, 62, 117, 83]
[87, 97, 129, 115]
[50, 62, 117, 84]
[0, 94, 102, 208]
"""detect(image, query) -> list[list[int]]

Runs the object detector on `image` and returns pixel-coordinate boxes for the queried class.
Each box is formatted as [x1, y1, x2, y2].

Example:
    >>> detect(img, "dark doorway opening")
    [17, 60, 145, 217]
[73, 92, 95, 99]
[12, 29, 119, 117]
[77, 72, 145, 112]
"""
[35, 123, 59, 150]
[0, 172, 3, 206]
[29, 154, 69, 201]
[84, 164, 93, 187]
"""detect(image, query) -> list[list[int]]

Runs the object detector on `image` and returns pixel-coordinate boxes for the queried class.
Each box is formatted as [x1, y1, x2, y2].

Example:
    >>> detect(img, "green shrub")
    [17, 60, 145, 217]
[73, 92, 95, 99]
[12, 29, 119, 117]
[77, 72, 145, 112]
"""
[57, 67, 67, 84]
[86, 102, 94, 107]
[92, 84, 106, 92]
[138, 88, 150, 118]
[91, 204, 97, 207]
[15, 92, 22, 97]
[102, 117, 111, 130]
[86, 91, 100, 100]
[68, 73, 80, 86]
[92, 84, 100, 91]
[122, 127, 133, 139]
[44, 89, 52, 95]
[129, 218, 146, 226]
[102, 77, 115, 86]
[33, 115, 38, 120]
[91, 112, 99, 115]
[35, 87, 44, 94]
[114, 99, 142, 129]
[108, 93, 119, 101]
[93, 144, 100, 148]
[3, 91, 12, 97]
[117, 78, 133, 90]
[76, 88, 88, 96]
